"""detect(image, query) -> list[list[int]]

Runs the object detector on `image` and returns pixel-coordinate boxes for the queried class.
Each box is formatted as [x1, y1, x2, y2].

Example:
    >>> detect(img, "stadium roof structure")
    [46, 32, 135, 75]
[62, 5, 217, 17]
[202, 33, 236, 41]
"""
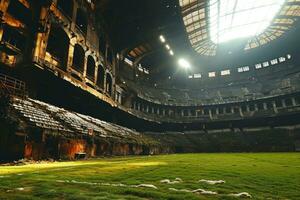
[179, 0, 300, 56]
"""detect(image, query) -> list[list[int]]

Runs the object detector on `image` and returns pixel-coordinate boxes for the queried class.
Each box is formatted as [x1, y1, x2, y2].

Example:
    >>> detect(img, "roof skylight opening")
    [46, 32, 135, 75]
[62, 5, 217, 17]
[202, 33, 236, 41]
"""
[209, 0, 286, 44]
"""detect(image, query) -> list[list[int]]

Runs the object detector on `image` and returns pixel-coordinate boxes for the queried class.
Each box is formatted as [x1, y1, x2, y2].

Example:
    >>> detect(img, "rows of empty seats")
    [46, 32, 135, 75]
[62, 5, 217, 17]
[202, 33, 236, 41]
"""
[11, 98, 142, 140]
[12, 98, 71, 132]
[127, 71, 300, 106]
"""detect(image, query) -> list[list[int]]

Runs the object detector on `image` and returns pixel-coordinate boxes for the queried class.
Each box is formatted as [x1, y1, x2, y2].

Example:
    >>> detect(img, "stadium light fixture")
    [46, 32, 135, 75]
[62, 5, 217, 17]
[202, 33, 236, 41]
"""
[166, 44, 170, 50]
[159, 35, 166, 43]
[169, 50, 174, 56]
[178, 58, 191, 69]
[209, 0, 285, 44]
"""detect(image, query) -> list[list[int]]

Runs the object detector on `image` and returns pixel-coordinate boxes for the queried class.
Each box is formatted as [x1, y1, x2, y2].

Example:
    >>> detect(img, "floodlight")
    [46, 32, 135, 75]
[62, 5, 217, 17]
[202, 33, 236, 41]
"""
[178, 58, 191, 69]
[159, 35, 166, 43]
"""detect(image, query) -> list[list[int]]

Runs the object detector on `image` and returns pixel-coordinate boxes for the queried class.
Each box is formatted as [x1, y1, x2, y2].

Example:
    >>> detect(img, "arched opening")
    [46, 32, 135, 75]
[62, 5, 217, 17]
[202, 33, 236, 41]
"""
[106, 73, 113, 96]
[97, 65, 105, 89]
[57, 0, 73, 18]
[75, 8, 88, 35]
[86, 56, 95, 81]
[46, 24, 70, 71]
[72, 44, 85, 73]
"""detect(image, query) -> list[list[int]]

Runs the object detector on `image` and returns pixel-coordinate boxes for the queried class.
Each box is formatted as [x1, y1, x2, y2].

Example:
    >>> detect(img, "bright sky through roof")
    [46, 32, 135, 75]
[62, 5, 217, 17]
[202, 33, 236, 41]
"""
[209, 0, 285, 44]
[178, 58, 191, 69]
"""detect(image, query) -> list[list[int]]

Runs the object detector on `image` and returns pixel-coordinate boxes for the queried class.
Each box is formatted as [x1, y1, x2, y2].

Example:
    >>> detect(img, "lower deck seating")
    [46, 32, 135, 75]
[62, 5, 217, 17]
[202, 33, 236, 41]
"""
[11, 97, 142, 141]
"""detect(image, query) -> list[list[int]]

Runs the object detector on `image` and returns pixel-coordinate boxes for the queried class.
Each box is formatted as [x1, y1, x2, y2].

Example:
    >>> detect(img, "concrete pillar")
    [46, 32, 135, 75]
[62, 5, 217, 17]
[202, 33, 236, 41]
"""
[66, 43, 75, 71]
[254, 104, 258, 111]
[83, 51, 88, 79]
[282, 99, 287, 108]
[209, 109, 213, 120]
[137, 103, 140, 111]
[292, 97, 297, 106]
[272, 101, 278, 113]
[263, 103, 267, 110]
[103, 72, 107, 92]
[94, 64, 99, 84]
[239, 106, 244, 117]
[33, 6, 51, 60]
[246, 105, 250, 112]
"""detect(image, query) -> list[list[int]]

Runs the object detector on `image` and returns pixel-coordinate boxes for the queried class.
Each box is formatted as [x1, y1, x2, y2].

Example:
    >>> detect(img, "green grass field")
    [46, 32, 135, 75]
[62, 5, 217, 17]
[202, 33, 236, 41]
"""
[0, 153, 299, 199]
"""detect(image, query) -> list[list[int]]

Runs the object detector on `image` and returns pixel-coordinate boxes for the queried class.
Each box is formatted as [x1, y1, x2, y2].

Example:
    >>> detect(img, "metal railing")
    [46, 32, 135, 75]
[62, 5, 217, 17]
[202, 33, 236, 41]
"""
[0, 73, 27, 98]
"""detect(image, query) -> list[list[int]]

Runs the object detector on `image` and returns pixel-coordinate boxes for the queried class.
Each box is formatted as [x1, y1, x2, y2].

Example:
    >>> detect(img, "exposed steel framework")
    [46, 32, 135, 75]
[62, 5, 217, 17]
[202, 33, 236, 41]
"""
[179, 0, 300, 56]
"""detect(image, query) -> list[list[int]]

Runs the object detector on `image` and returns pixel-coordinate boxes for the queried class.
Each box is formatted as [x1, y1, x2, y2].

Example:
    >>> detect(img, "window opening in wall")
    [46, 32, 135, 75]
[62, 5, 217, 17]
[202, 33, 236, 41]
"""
[106, 73, 113, 96]
[97, 65, 105, 89]
[72, 44, 85, 73]
[209, 72, 216, 77]
[76, 8, 88, 35]
[263, 61, 269, 67]
[221, 69, 230, 76]
[87, 56, 96, 81]
[46, 25, 70, 71]
[255, 63, 262, 69]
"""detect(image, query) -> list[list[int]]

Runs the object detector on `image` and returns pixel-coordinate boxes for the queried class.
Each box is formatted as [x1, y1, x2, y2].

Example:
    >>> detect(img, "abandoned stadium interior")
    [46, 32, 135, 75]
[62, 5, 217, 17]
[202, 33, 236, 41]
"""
[0, 0, 300, 160]
[0, 0, 300, 199]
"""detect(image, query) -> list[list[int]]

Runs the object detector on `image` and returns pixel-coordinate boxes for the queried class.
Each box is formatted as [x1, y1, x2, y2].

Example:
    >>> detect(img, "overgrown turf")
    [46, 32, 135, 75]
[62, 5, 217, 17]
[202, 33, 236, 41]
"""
[0, 153, 299, 199]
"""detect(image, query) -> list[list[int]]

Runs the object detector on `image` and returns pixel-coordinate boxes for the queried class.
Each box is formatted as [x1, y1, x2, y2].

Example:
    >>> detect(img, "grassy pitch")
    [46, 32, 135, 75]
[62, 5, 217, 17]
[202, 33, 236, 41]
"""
[0, 153, 299, 199]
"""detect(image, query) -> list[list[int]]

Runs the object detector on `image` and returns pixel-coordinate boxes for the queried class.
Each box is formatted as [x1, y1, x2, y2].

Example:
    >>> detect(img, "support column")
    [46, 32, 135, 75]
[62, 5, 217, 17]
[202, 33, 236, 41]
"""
[246, 105, 250, 112]
[239, 106, 244, 117]
[209, 109, 213, 120]
[33, 6, 51, 61]
[292, 97, 297, 106]
[137, 103, 140, 111]
[272, 101, 278, 113]
[282, 99, 287, 108]
[83, 53, 88, 79]
[94, 65, 99, 84]
[254, 104, 259, 111]
[263, 102, 267, 110]
[216, 108, 219, 115]
[66, 43, 75, 72]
